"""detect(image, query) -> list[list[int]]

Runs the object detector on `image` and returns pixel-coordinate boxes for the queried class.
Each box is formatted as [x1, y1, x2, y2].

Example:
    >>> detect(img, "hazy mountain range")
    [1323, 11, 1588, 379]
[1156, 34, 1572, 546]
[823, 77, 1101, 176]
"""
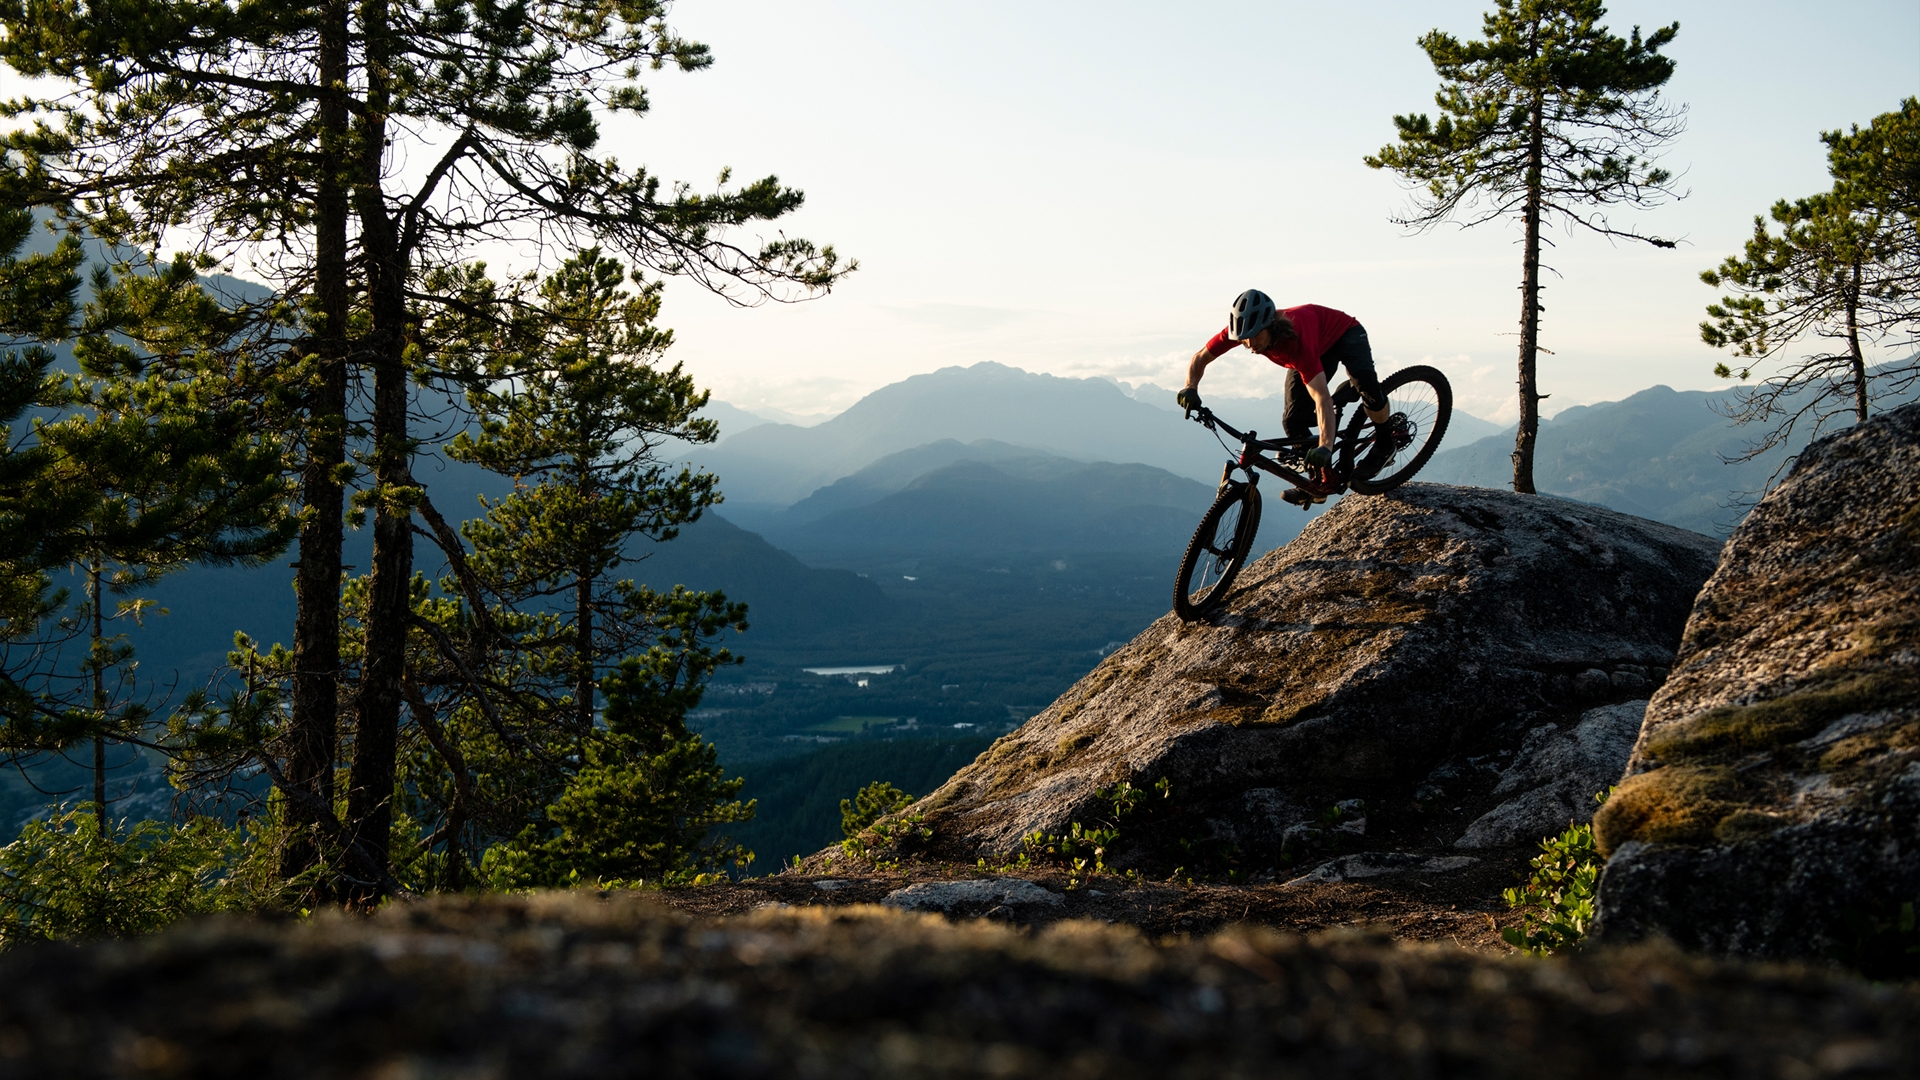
[731, 440, 1215, 563]
[682, 363, 1228, 508]
[113, 357, 1912, 697]
[696, 361, 1916, 540]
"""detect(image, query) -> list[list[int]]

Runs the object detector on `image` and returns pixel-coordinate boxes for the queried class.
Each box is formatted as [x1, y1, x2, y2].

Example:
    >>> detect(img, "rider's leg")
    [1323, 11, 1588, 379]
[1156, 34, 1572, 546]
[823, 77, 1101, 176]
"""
[1280, 369, 1329, 508]
[1281, 369, 1315, 443]
[1323, 324, 1389, 424]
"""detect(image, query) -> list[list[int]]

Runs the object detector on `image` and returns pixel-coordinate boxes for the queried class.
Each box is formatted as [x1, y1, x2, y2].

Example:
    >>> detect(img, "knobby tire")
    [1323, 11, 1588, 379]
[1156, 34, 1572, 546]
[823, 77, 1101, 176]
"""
[1173, 482, 1261, 621]
[1344, 365, 1452, 496]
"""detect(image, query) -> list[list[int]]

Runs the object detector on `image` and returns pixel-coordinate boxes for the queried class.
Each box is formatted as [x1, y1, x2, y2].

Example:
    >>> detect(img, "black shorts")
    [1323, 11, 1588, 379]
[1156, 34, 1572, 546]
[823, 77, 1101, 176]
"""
[1283, 324, 1385, 441]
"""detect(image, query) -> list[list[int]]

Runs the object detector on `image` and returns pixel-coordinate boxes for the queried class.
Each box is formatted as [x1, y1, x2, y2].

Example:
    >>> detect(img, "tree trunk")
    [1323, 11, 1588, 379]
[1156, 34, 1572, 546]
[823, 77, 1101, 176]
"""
[1846, 253, 1869, 423]
[284, 0, 351, 893]
[575, 483, 595, 735]
[90, 557, 106, 839]
[345, 0, 409, 903]
[1512, 93, 1547, 495]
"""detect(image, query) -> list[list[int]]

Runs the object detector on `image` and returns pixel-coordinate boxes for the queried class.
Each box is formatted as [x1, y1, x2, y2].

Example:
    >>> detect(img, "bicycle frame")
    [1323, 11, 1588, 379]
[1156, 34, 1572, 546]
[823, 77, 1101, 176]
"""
[1186, 404, 1349, 496]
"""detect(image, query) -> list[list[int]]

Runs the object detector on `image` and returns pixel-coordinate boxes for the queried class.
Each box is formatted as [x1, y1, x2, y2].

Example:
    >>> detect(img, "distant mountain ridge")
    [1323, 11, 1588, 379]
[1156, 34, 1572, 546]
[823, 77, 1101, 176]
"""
[760, 453, 1216, 563]
[769, 439, 1066, 528]
[686, 363, 1226, 506]
[1420, 375, 1920, 535]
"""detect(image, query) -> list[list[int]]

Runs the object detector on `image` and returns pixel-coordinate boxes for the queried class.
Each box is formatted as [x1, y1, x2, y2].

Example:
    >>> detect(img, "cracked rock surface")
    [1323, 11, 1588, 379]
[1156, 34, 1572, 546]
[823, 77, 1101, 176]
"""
[1284, 852, 1479, 886]
[908, 483, 1720, 871]
[1594, 403, 1920, 969]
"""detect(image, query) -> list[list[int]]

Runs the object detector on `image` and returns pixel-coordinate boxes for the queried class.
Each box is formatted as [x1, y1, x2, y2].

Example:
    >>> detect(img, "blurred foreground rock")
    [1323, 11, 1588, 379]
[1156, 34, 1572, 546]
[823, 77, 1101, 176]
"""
[909, 484, 1719, 871]
[1594, 403, 1920, 971]
[1, 892, 1914, 1079]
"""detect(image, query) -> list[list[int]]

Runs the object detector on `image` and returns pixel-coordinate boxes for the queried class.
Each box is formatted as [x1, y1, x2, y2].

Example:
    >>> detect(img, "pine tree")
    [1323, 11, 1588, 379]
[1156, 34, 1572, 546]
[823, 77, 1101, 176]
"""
[0, 193, 294, 772]
[0, 199, 91, 751]
[1366, 0, 1683, 493]
[1701, 103, 1920, 462]
[40, 254, 297, 835]
[416, 250, 751, 888]
[478, 655, 754, 888]
[3, 0, 847, 901]
[447, 249, 732, 732]
[1823, 98, 1920, 349]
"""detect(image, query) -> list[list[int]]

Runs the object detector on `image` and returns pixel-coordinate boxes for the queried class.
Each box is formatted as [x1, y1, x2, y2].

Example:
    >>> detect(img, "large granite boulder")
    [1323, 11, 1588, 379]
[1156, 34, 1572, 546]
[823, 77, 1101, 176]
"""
[1593, 403, 1920, 969]
[911, 483, 1721, 870]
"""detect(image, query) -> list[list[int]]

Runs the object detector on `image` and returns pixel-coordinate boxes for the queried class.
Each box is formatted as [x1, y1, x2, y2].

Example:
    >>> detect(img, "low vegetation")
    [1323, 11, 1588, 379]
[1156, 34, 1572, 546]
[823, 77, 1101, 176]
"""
[0, 807, 265, 948]
[1502, 791, 1612, 956]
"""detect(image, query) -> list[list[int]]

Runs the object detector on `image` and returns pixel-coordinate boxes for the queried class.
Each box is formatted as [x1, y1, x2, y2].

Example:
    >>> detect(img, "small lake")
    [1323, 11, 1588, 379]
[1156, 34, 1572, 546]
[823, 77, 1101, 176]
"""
[802, 665, 901, 676]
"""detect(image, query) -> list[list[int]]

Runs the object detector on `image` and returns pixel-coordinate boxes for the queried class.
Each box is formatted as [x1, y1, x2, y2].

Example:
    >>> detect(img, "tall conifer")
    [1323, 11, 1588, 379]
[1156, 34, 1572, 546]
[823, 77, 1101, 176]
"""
[2, 0, 846, 900]
[1701, 102, 1920, 461]
[1367, 0, 1683, 493]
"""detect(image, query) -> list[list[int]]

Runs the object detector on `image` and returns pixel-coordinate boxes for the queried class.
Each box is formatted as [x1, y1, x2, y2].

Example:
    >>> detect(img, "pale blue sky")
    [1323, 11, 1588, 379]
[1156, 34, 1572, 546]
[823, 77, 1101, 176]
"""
[606, 0, 1920, 424]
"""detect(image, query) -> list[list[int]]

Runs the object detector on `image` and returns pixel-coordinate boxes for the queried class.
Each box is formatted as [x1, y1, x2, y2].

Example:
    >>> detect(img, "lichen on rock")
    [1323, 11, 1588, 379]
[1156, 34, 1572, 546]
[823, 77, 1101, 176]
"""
[1593, 402, 1920, 968]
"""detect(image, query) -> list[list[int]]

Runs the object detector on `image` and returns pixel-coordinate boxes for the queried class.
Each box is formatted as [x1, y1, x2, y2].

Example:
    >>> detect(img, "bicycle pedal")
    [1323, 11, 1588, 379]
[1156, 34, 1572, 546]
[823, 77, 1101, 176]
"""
[1280, 487, 1325, 510]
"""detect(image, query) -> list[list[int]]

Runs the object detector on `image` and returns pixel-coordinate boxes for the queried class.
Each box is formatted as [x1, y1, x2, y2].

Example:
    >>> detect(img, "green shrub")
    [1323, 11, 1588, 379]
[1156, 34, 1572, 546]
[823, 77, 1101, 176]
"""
[0, 806, 256, 949]
[1502, 790, 1611, 956]
[840, 781, 914, 839]
[480, 727, 755, 890]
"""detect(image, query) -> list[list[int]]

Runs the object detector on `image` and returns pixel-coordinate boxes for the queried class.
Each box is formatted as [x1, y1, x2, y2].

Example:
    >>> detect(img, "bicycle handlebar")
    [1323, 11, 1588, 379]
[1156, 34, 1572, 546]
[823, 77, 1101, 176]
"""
[1184, 405, 1307, 454]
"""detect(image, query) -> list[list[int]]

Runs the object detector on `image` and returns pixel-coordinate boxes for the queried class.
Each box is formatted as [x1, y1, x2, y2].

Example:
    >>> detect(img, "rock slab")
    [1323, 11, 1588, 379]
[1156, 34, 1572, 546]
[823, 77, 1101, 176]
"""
[883, 878, 1064, 915]
[1284, 852, 1479, 886]
[1453, 701, 1646, 849]
[913, 484, 1721, 868]
[1593, 402, 1920, 969]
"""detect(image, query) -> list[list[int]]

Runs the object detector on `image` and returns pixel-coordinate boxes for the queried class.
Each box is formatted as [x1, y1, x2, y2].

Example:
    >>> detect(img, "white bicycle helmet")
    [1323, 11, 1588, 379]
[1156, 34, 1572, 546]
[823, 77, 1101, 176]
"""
[1228, 289, 1277, 341]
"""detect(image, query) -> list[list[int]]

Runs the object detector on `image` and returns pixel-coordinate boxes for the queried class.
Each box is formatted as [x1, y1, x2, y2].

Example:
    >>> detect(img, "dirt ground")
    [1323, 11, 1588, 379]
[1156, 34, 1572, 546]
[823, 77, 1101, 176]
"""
[650, 849, 1539, 950]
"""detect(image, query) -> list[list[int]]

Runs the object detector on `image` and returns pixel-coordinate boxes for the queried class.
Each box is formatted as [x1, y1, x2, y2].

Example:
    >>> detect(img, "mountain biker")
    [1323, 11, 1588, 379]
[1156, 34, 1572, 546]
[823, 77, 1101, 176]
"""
[1176, 290, 1390, 508]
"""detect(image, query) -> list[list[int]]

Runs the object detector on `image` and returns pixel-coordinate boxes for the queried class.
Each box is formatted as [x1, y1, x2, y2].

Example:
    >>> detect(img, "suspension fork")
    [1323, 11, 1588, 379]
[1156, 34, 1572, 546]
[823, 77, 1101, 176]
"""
[1218, 435, 1263, 492]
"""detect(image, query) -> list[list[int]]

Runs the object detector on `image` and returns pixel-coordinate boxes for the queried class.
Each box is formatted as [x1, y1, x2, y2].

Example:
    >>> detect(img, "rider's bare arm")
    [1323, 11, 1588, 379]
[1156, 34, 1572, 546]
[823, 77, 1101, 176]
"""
[1183, 347, 1213, 392]
[1305, 372, 1336, 449]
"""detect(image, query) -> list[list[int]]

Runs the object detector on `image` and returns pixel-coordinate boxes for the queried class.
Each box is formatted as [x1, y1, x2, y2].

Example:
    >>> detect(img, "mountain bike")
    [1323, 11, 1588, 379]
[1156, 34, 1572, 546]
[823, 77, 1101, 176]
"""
[1172, 365, 1452, 621]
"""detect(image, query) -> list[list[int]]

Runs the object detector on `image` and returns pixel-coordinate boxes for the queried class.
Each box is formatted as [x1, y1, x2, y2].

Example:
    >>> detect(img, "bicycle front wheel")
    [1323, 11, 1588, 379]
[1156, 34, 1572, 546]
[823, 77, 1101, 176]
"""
[1344, 365, 1452, 495]
[1173, 482, 1262, 621]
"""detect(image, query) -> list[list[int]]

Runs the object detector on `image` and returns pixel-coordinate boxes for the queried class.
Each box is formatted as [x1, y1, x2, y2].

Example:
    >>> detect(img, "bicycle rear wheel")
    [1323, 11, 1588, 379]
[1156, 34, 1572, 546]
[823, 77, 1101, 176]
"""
[1343, 365, 1452, 495]
[1173, 482, 1261, 621]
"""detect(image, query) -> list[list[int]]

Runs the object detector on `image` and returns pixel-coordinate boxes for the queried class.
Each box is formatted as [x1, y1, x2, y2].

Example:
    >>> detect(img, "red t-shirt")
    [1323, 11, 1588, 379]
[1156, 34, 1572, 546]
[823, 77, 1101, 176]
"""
[1203, 303, 1359, 381]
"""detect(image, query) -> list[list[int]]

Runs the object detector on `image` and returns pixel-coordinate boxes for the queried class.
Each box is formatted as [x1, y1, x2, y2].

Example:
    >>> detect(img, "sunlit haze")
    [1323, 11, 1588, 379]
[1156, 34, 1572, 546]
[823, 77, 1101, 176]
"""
[594, 0, 1919, 425]
[6, 2, 1912, 425]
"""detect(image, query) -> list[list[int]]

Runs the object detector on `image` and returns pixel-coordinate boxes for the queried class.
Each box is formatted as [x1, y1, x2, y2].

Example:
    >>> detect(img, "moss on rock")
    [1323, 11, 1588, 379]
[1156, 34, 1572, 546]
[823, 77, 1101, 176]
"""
[3, 893, 1917, 1078]
[1593, 766, 1741, 855]
[1644, 673, 1920, 765]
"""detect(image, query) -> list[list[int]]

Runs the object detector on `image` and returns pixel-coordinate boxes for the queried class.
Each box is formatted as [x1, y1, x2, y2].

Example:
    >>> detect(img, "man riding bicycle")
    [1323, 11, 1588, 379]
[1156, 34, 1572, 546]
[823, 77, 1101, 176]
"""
[1176, 290, 1391, 508]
